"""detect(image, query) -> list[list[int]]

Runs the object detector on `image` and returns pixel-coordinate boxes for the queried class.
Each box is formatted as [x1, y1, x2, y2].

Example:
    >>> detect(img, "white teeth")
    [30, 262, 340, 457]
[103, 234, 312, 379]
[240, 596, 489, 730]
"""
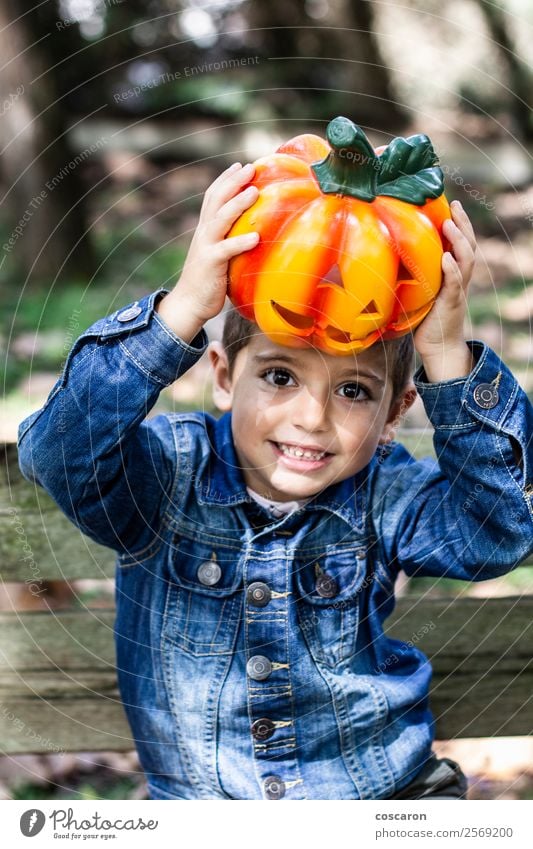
[278, 443, 326, 460]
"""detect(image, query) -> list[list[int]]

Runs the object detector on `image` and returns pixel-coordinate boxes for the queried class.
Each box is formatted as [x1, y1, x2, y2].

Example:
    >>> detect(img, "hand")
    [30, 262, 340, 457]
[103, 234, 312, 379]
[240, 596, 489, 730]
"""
[156, 162, 260, 342]
[412, 200, 477, 380]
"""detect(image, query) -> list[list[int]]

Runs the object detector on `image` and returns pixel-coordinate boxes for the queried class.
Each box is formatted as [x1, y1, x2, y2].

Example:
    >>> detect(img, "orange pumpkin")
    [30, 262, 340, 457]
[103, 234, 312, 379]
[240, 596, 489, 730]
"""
[226, 116, 450, 355]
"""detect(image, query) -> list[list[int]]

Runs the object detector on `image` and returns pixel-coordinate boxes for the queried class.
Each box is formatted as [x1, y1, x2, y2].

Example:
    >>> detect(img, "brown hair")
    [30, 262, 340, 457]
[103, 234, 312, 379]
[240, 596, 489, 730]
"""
[222, 308, 415, 402]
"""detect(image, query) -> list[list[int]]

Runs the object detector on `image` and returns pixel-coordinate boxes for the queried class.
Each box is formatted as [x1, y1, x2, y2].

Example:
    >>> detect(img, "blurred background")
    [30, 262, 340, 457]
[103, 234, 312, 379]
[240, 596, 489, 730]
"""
[0, 0, 532, 801]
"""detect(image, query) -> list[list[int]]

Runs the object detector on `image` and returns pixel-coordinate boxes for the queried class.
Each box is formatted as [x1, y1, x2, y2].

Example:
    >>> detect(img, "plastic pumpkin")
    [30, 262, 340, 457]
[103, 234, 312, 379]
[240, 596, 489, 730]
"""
[226, 116, 451, 355]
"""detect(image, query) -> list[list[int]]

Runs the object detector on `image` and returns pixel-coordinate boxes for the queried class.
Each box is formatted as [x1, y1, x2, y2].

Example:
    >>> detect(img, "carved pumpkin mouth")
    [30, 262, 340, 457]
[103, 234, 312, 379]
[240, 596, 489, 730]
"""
[388, 302, 433, 333]
[270, 297, 384, 337]
[268, 261, 387, 337]
[269, 300, 388, 351]
[322, 326, 352, 345]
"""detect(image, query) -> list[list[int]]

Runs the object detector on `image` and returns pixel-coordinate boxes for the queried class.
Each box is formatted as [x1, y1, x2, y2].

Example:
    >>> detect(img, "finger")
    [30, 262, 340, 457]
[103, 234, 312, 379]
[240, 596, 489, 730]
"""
[213, 231, 260, 262]
[452, 238, 475, 284]
[442, 218, 475, 276]
[449, 200, 476, 251]
[441, 251, 467, 293]
[196, 164, 244, 216]
[210, 161, 243, 188]
[205, 162, 256, 211]
[209, 185, 259, 237]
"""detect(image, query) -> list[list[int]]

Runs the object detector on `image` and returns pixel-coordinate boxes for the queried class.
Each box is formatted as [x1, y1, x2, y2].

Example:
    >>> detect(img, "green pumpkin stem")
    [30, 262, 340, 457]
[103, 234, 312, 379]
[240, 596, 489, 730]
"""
[311, 116, 379, 201]
[311, 116, 444, 205]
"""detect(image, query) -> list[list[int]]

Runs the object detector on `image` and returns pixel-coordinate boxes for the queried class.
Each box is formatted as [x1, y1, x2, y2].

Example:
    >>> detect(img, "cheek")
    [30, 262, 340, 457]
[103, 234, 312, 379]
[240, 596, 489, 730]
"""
[241, 386, 291, 424]
[232, 387, 276, 435]
[336, 409, 384, 449]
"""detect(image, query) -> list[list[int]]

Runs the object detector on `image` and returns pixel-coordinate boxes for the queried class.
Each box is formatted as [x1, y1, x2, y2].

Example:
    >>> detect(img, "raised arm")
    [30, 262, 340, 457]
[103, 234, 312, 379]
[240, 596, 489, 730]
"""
[17, 160, 260, 554]
[17, 290, 208, 553]
[373, 201, 533, 579]
[374, 340, 533, 580]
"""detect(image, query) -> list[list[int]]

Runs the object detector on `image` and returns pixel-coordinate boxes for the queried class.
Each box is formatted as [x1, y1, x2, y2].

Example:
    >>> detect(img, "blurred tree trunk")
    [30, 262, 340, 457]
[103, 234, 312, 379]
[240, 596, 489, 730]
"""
[477, 0, 532, 140]
[342, 0, 404, 127]
[245, 0, 405, 129]
[0, 1, 96, 283]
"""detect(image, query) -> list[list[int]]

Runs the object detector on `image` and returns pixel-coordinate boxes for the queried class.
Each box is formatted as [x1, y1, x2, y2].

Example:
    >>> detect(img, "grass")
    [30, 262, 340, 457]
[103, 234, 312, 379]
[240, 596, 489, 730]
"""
[11, 776, 141, 801]
[408, 565, 533, 597]
[0, 217, 187, 394]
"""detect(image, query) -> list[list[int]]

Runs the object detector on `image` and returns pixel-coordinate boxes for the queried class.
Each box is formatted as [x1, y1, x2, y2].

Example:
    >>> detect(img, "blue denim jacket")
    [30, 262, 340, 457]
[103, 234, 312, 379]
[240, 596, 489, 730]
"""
[17, 289, 533, 800]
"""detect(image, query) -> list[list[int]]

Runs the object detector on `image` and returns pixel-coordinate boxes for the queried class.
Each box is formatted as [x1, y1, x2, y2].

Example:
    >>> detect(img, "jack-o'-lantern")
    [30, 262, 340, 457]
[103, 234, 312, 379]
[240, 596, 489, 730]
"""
[226, 116, 450, 355]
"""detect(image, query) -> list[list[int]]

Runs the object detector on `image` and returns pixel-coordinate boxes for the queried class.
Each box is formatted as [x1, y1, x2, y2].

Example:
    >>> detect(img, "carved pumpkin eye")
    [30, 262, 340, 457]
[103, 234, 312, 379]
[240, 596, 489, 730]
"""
[360, 300, 381, 317]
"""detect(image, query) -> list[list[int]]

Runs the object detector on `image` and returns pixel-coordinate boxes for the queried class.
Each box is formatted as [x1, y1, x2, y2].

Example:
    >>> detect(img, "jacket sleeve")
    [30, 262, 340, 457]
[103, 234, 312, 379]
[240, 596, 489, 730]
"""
[373, 340, 533, 581]
[17, 289, 208, 553]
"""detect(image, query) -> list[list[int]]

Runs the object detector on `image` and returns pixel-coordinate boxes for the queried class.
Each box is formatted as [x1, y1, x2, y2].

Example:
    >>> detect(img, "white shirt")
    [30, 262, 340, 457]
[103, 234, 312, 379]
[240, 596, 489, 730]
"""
[246, 486, 310, 519]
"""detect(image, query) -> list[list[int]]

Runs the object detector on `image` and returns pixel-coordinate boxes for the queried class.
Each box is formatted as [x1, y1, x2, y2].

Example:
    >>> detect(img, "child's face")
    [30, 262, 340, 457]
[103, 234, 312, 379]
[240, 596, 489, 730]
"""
[209, 332, 416, 502]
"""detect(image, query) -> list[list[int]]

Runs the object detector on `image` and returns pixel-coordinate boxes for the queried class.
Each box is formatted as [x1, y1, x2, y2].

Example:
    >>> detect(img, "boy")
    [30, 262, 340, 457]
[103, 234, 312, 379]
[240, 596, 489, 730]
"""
[18, 162, 533, 800]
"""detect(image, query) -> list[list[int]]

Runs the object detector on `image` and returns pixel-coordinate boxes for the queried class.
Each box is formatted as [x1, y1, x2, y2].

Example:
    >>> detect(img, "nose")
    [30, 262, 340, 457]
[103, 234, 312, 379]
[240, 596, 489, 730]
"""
[291, 385, 329, 433]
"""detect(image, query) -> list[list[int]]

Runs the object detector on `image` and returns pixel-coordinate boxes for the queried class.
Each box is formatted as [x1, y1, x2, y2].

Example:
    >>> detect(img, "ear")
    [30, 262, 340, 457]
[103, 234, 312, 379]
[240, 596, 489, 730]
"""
[208, 341, 234, 412]
[378, 381, 418, 445]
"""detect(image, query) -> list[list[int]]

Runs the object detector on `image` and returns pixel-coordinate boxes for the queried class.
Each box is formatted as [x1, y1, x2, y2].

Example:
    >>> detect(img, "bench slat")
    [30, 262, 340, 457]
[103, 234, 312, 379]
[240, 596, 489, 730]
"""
[386, 596, 533, 738]
[0, 609, 133, 753]
[0, 698, 133, 754]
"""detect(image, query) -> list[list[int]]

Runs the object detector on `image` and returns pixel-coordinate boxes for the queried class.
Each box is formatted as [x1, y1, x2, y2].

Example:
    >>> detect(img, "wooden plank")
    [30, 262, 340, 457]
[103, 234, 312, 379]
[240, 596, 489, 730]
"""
[0, 610, 133, 753]
[0, 697, 133, 754]
[0, 610, 117, 671]
[387, 596, 533, 738]
[0, 444, 115, 581]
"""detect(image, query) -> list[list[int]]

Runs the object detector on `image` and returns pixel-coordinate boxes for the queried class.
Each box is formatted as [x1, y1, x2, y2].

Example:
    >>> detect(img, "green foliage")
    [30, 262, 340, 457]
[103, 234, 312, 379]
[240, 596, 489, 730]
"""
[0, 218, 187, 394]
[408, 566, 533, 597]
[467, 277, 533, 326]
[12, 776, 140, 801]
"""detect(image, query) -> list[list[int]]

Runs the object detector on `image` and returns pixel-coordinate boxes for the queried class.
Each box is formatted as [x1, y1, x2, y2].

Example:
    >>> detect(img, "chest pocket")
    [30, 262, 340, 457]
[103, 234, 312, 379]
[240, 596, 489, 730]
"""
[162, 536, 243, 657]
[294, 544, 369, 669]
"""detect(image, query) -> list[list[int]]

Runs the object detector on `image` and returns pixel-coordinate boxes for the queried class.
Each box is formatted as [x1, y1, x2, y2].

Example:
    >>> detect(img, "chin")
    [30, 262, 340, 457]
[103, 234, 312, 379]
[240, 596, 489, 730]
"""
[269, 473, 328, 501]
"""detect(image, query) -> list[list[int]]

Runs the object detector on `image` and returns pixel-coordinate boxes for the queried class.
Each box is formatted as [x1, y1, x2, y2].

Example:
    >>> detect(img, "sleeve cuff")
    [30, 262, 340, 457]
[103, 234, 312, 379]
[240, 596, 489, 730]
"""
[413, 340, 521, 430]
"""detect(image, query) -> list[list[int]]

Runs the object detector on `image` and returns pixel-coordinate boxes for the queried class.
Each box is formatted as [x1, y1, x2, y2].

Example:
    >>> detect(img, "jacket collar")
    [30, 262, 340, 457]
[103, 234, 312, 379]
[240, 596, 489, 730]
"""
[197, 412, 369, 532]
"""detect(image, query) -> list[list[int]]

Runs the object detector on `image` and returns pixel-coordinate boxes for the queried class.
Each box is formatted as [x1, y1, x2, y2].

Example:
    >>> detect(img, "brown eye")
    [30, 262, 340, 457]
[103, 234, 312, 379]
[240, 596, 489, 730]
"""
[338, 383, 370, 401]
[262, 368, 296, 387]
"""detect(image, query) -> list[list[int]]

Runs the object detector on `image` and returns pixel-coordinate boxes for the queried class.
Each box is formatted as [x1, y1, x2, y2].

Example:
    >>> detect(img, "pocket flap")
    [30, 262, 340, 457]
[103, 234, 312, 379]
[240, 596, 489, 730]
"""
[294, 543, 368, 607]
[168, 535, 242, 597]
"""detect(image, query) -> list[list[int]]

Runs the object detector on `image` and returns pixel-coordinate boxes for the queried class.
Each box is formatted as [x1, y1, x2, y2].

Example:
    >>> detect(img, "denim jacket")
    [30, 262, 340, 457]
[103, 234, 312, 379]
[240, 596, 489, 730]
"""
[17, 289, 533, 800]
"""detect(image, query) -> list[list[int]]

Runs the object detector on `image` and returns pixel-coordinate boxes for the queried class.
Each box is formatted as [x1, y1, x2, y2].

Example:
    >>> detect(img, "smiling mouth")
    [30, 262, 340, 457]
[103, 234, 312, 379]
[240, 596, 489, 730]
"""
[272, 442, 333, 461]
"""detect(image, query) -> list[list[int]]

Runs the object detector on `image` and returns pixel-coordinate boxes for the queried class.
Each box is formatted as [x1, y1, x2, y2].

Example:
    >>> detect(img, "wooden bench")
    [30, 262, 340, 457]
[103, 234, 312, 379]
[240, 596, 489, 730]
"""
[1, 434, 532, 755]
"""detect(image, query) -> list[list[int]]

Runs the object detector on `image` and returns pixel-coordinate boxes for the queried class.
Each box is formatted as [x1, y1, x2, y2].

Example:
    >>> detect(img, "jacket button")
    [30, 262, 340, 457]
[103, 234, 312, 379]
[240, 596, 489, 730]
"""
[315, 572, 339, 599]
[246, 582, 272, 607]
[197, 561, 221, 586]
[473, 383, 499, 409]
[116, 304, 142, 322]
[247, 655, 272, 681]
[251, 717, 276, 741]
[263, 775, 285, 799]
